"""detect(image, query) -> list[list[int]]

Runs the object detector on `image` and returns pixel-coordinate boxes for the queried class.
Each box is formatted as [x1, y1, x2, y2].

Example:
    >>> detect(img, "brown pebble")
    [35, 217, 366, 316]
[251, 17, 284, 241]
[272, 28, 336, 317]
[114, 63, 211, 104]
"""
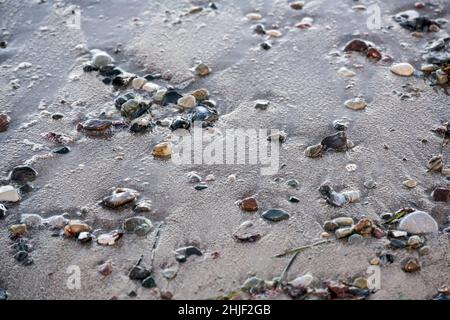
[0, 113, 11, 132]
[431, 187, 450, 202]
[161, 291, 173, 300]
[238, 197, 259, 212]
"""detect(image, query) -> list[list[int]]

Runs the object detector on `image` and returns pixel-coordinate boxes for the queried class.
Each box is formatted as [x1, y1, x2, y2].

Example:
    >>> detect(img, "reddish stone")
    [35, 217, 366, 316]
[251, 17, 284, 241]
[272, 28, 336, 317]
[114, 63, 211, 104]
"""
[432, 188, 450, 202]
[0, 113, 11, 132]
[372, 227, 385, 239]
[239, 197, 259, 212]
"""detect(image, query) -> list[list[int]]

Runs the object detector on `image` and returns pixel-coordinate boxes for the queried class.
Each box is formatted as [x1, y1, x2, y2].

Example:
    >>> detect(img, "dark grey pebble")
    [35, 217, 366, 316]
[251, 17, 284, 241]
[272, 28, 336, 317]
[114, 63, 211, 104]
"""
[195, 184, 208, 191]
[0, 289, 8, 300]
[142, 276, 157, 288]
[260, 42, 272, 50]
[262, 209, 290, 222]
[288, 196, 300, 203]
[10, 166, 38, 184]
[52, 146, 71, 154]
[129, 266, 151, 280]
[390, 239, 408, 249]
[51, 113, 64, 120]
[254, 24, 266, 35]
[170, 116, 191, 131]
[144, 73, 162, 81]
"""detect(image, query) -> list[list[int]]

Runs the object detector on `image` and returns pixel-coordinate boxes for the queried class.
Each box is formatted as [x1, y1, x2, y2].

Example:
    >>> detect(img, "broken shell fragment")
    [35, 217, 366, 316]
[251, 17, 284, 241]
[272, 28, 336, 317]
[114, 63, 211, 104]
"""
[427, 155, 443, 172]
[304, 144, 323, 158]
[344, 97, 367, 111]
[102, 188, 140, 209]
[97, 230, 124, 246]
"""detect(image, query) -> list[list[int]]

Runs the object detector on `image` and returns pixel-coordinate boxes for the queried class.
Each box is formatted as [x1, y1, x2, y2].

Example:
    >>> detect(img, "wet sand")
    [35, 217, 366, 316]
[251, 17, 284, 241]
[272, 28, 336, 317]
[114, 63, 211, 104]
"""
[0, 0, 449, 300]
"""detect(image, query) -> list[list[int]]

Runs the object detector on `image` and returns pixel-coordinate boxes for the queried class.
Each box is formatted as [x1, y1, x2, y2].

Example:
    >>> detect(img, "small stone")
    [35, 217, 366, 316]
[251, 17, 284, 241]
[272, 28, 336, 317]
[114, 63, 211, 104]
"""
[133, 200, 152, 213]
[191, 88, 209, 101]
[342, 190, 360, 203]
[321, 132, 348, 150]
[238, 197, 259, 212]
[253, 24, 266, 35]
[194, 62, 211, 77]
[161, 267, 178, 280]
[175, 246, 202, 262]
[77, 232, 92, 243]
[241, 276, 265, 293]
[97, 260, 113, 276]
[333, 217, 354, 227]
[64, 220, 91, 237]
[337, 67, 355, 77]
[390, 239, 408, 248]
[51, 113, 64, 120]
[286, 179, 300, 189]
[418, 245, 431, 256]
[364, 180, 377, 189]
[421, 64, 439, 72]
[233, 221, 261, 242]
[427, 155, 444, 172]
[129, 266, 151, 280]
[290, 1, 305, 10]
[390, 63, 415, 77]
[348, 234, 364, 244]
[254, 99, 270, 110]
[142, 276, 156, 288]
[380, 212, 393, 220]
[97, 230, 123, 246]
[370, 258, 381, 266]
[344, 39, 370, 52]
[345, 164, 357, 172]
[9, 224, 27, 236]
[289, 274, 313, 288]
[246, 13, 262, 21]
[353, 277, 368, 289]
[177, 95, 197, 110]
[266, 29, 282, 38]
[260, 42, 272, 50]
[131, 77, 148, 90]
[398, 211, 438, 234]
[0, 113, 11, 132]
[10, 166, 38, 184]
[92, 51, 113, 68]
[0, 186, 21, 202]
[228, 174, 237, 183]
[344, 97, 367, 110]
[304, 144, 323, 158]
[77, 119, 112, 132]
[403, 179, 417, 188]
[102, 188, 140, 209]
[401, 257, 421, 273]
[261, 209, 290, 222]
[152, 142, 172, 158]
[194, 184, 208, 191]
[0, 40, 7, 49]
[352, 5, 367, 11]
[333, 119, 349, 131]
[372, 228, 385, 239]
[407, 235, 424, 249]
[20, 214, 44, 228]
[436, 69, 449, 85]
[335, 227, 353, 239]
[52, 146, 71, 154]
[142, 82, 160, 94]
[367, 47, 382, 60]
[123, 216, 153, 236]
[288, 196, 300, 203]
[323, 221, 339, 232]
[160, 291, 173, 300]
[431, 187, 450, 202]
[389, 230, 408, 238]
[0, 289, 8, 300]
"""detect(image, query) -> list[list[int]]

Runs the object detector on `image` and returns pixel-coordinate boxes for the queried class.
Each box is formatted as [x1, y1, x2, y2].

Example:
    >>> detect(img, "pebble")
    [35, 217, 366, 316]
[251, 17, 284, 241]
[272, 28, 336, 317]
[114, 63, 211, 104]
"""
[241, 276, 265, 293]
[175, 246, 203, 263]
[389, 230, 408, 238]
[102, 188, 140, 209]
[418, 245, 431, 256]
[238, 197, 259, 212]
[261, 208, 290, 222]
[92, 51, 113, 68]
[390, 239, 408, 248]
[321, 132, 348, 150]
[353, 277, 368, 289]
[160, 291, 173, 300]
[398, 211, 438, 234]
[254, 99, 270, 110]
[9, 224, 28, 236]
[403, 179, 417, 188]
[289, 196, 300, 203]
[427, 155, 444, 172]
[131, 77, 148, 90]
[304, 144, 323, 158]
[319, 184, 348, 207]
[323, 220, 339, 232]
[348, 234, 364, 244]
[372, 228, 385, 239]
[97, 230, 123, 246]
[52, 146, 71, 154]
[191, 88, 209, 101]
[253, 24, 266, 35]
[77, 232, 92, 243]
[121, 100, 150, 120]
[77, 119, 112, 132]
[390, 63, 415, 77]
[142, 276, 156, 288]
[170, 116, 190, 131]
[233, 221, 261, 242]
[370, 258, 381, 266]
[0, 289, 7, 300]
[133, 200, 153, 213]
[290, 1, 305, 10]
[194, 62, 211, 77]
[335, 227, 353, 239]
[364, 180, 377, 189]
[343, 190, 360, 203]
[407, 235, 424, 249]
[0, 186, 21, 202]
[177, 95, 197, 110]
[9, 166, 38, 184]
[266, 29, 282, 38]
[0, 204, 7, 218]
[286, 179, 300, 188]
[44, 215, 68, 229]
[64, 220, 91, 237]
[246, 13, 262, 21]
[161, 267, 178, 280]
[0, 40, 7, 49]
[152, 142, 172, 158]
[97, 260, 113, 276]
[123, 216, 153, 236]
[0, 113, 11, 132]
[333, 217, 354, 227]
[436, 69, 449, 85]
[142, 82, 160, 94]
[344, 39, 371, 52]
[129, 266, 151, 280]
[402, 257, 421, 273]
[431, 187, 450, 202]
[289, 274, 313, 288]
[20, 214, 44, 228]
[337, 67, 355, 77]
[421, 64, 439, 72]
[260, 42, 272, 50]
[130, 115, 153, 133]
[344, 97, 367, 110]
